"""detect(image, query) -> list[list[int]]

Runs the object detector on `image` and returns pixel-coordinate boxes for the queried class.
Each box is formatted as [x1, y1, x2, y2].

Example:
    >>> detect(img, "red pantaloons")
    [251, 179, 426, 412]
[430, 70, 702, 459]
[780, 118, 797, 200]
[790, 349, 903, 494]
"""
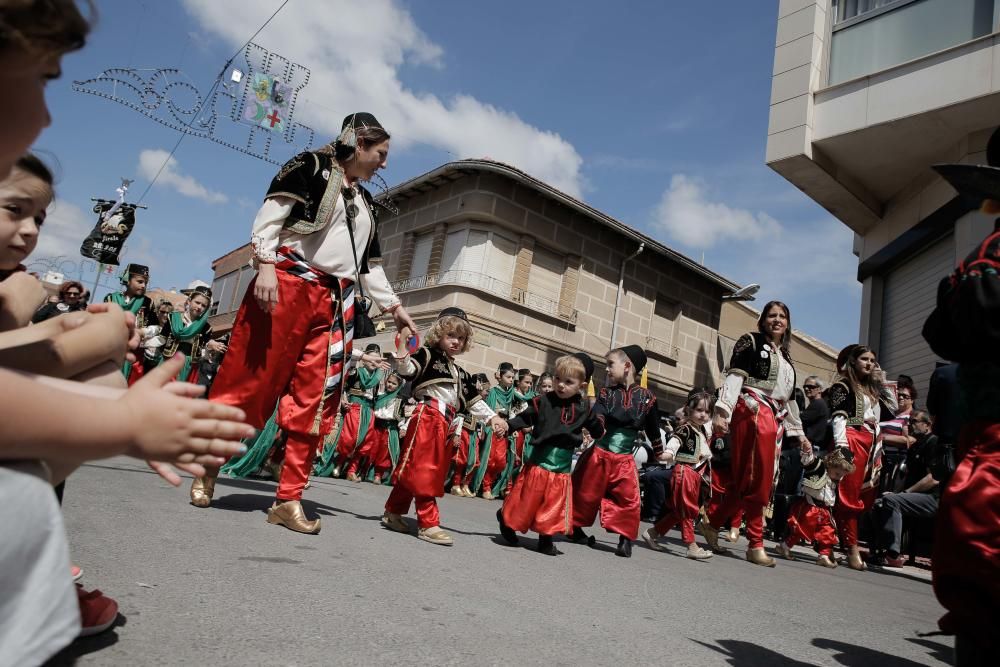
[388, 404, 453, 527]
[784, 499, 837, 556]
[571, 446, 640, 540]
[366, 424, 392, 479]
[451, 429, 476, 487]
[210, 266, 353, 502]
[335, 403, 379, 476]
[707, 397, 782, 548]
[654, 464, 703, 544]
[707, 467, 744, 529]
[501, 464, 572, 536]
[933, 421, 1000, 645]
[834, 427, 875, 547]
[481, 430, 509, 492]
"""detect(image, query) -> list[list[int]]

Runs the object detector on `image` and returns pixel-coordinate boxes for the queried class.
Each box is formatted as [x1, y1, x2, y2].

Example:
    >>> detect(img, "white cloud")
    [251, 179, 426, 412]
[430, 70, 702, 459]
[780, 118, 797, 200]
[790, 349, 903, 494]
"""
[30, 199, 92, 261]
[654, 174, 781, 248]
[181, 0, 584, 197]
[137, 149, 228, 204]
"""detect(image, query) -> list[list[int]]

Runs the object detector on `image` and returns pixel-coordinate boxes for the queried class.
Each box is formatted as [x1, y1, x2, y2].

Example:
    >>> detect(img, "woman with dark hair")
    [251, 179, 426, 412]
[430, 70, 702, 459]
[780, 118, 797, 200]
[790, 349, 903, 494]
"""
[31, 280, 85, 322]
[191, 112, 417, 533]
[827, 344, 897, 570]
[700, 300, 806, 567]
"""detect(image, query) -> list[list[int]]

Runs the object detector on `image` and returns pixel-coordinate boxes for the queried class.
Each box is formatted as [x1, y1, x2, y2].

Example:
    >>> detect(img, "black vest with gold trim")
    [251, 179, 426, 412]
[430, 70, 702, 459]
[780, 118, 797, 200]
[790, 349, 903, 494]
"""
[727, 332, 796, 393]
[673, 424, 705, 465]
[405, 345, 482, 413]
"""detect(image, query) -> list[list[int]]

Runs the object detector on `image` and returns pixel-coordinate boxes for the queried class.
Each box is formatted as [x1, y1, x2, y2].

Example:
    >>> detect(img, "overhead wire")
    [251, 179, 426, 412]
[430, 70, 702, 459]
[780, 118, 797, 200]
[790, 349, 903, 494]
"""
[134, 0, 293, 204]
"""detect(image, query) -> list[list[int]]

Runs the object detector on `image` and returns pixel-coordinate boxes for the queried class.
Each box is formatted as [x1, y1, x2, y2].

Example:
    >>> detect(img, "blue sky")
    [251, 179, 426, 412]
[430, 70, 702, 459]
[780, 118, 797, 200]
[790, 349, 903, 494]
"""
[34, 0, 860, 349]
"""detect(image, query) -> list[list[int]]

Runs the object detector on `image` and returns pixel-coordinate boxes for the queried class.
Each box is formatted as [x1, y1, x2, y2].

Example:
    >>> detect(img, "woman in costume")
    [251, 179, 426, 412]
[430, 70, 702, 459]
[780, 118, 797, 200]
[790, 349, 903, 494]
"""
[190, 112, 416, 533]
[826, 344, 896, 570]
[700, 301, 806, 567]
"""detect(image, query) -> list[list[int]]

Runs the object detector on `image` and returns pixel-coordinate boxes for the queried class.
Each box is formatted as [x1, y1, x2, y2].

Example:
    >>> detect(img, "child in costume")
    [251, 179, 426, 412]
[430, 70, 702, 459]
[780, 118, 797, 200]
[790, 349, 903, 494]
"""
[775, 442, 855, 568]
[366, 371, 404, 484]
[537, 372, 554, 395]
[450, 373, 489, 497]
[103, 263, 154, 384]
[153, 280, 220, 383]
[497, 353, 601, 555]
[642, 389, 715, 560]
[571, 345, 664, 558]
[382, 307, 506, 545]
[509, 368, 536, 478]
[334, 343, 387, 482]
[473, 362, 517, 499]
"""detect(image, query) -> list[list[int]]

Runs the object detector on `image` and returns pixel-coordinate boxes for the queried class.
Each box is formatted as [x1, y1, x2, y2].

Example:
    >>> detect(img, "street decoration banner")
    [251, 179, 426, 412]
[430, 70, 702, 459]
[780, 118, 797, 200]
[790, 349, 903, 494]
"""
[242, 72, 290, 134]
[80, 201, 137, 266]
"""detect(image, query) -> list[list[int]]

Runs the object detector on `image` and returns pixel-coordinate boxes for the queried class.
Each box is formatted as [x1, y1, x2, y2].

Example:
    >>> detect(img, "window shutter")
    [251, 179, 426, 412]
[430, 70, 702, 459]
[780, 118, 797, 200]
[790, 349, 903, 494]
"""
[527, 245, 564, 303]
[409, 233, 433, 279]
[441, 229, 467, 275]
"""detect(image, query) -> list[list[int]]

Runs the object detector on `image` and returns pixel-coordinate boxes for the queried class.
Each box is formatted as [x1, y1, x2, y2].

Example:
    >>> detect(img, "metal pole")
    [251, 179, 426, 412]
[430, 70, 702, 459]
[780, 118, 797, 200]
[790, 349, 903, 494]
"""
[90, 263, 104, 303]
[610, 242, 645, 349]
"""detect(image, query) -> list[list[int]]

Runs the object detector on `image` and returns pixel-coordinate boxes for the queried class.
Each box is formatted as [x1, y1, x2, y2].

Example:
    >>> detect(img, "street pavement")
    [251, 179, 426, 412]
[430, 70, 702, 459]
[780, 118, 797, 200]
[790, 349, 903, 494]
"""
[54, 457, 951, 666]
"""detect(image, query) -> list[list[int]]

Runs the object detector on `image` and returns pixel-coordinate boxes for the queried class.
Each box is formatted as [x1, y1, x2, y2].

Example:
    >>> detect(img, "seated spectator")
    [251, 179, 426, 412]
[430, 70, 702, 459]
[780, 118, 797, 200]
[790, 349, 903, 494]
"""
[878, 380, 916, 493]
[871, 409, 940, 567]
[800, 376, 830, 452]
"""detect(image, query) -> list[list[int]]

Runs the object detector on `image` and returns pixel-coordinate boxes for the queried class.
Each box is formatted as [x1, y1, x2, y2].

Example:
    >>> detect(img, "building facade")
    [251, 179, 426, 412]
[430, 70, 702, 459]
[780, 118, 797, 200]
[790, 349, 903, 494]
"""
[766, 0, 1000, 399]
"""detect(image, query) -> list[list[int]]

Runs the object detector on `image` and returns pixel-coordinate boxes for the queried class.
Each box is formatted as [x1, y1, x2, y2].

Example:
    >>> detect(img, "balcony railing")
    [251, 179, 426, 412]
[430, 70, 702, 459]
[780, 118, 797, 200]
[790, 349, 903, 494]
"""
[392, 270, 576, 322]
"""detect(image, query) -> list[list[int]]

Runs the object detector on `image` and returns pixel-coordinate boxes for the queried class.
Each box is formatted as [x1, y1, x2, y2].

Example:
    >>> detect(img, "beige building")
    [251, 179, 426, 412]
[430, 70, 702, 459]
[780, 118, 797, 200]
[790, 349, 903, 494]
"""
[766, 0, 1000, 400]
[375, 159, 742, 407]
[719, 300, 839, 387]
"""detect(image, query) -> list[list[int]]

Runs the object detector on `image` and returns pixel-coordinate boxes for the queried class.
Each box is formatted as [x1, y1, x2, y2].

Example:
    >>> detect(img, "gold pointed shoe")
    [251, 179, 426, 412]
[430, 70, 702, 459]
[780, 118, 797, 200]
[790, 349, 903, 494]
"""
[774, 542, 793, 560]
[642, 527, 666, 552]
[816, 554, 838, 568]
[266, 500, 321, 534]
[746, 547, 776, 567]
[451, 486, 465, 497]
[700, 522, 726, 554]
[381, 512, 410, 534]
[481, 490, 495, 500]
[190, 476, 212, 508]
[726, 527, 740, 543]
[461, 485, 474, 497]
[846, 548, 866, 571]
[417, 526, 454, 546]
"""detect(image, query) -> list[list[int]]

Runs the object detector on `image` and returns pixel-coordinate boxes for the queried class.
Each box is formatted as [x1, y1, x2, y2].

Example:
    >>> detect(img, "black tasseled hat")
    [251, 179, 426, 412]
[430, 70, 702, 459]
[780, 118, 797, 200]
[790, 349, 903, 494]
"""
[621, 344, 647, 373]
[571, 352, 595, 381]
[933, 126, 1000, 203]
[438, 307, 468, 322]
[341, 112, 383, 132]
[498, 362, 515, 373]
[365, 343, 382, 355]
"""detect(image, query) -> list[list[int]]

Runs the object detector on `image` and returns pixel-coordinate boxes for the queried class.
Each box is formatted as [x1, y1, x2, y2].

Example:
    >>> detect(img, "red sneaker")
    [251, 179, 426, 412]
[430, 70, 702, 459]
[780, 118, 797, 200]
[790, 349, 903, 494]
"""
[76, 586, 118, 637]
[70, 565, 83, 582]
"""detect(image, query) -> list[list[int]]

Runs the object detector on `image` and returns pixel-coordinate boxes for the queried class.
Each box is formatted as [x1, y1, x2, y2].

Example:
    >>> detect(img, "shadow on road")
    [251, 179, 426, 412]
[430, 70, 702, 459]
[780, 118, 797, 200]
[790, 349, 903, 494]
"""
[44, 613, 127, 666]
[691, 637, 944, 667]
[904, 636, 953, 665]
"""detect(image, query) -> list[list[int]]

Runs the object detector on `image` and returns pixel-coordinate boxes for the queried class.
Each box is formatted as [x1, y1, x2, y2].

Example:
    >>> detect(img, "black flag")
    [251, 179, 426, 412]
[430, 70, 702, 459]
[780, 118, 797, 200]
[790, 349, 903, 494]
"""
[80, 201, 136, 266]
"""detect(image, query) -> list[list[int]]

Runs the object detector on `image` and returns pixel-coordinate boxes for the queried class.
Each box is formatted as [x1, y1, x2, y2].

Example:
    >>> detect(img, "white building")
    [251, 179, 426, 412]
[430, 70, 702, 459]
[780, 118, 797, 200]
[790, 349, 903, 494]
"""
[766, 0, 1000, 398]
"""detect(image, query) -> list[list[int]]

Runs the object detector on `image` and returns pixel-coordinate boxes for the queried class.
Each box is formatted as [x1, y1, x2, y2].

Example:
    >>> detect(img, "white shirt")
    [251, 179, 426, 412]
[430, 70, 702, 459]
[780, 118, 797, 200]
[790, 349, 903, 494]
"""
[717, 348, 803, 436]
[831, 393, 879, 447]
[395, 355, 497, 423]
[250, 192, 399, 312]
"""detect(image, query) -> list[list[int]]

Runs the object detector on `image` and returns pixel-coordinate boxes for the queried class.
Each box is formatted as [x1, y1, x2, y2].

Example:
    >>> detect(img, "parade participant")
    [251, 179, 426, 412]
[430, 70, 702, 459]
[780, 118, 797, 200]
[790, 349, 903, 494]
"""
[31, 280, 85, 323]
[537, 372, 554, 395]
[570, 345, 664, 558]
[700, 301, 806, 567]
[827, 344, 896, 570]
[922, 149, 1000, 665]
[367, 371, 404, 484]
[497, 353, 601, 555]
[449, 373, 490, 497]
[472, 362, 517, 499]
[189, 112, 416, 533]
[775, 442, 855, 568]
[509, 368, 536, 474]
[703, 429, 743, 545]
[643, 389, 715, 560]
[156, 281, 220, 383]
[103, 263, 154, 384]
[381, 307, 506, 546]
[334, 342, 386, 482]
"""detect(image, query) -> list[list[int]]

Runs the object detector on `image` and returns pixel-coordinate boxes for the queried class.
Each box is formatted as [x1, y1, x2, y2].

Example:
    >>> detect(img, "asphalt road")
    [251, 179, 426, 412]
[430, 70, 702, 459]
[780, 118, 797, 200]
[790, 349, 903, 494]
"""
[54, 457, 951, 666]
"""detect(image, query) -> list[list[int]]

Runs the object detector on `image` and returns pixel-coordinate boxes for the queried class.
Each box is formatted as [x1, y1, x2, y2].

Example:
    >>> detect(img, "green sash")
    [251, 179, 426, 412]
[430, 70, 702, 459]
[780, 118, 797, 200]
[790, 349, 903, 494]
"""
[221, 408, 281, 478]
[106, 292, 145, 378]
[596, 426, 637, 455]
[164, 311, 210, 382]
[470, 385, 515, 493]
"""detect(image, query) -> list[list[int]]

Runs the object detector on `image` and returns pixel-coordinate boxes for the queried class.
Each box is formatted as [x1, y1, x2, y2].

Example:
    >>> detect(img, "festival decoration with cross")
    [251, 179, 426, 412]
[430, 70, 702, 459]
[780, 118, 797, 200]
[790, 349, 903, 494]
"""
[71, 42, 316, 165]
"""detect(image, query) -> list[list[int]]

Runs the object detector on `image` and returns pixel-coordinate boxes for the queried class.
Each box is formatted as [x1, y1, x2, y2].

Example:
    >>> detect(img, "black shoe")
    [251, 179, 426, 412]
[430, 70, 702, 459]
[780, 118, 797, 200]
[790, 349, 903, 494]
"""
[497, 508, 519, 545]
[537, 535, 561, 556]
[615, 536, 632, 558]
[569, 527, 597, 546]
